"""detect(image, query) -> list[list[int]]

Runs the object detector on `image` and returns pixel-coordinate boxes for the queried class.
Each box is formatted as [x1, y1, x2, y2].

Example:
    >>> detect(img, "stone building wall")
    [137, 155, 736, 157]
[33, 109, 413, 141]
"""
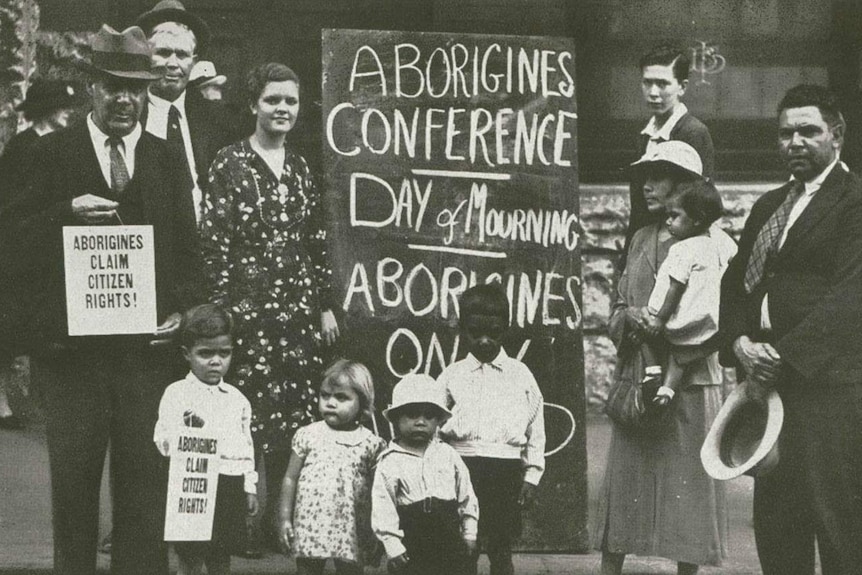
[580, 183, 773, 412]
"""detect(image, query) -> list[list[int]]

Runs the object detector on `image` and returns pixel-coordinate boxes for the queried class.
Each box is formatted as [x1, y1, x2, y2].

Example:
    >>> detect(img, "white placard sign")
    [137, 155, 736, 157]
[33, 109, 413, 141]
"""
[164, 427, 220, 541]
[62, 225, 157, 335]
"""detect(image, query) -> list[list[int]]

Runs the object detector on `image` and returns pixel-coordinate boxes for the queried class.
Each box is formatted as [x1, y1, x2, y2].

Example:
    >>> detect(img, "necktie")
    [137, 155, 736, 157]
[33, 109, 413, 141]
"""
[167, 105, 194, 192]
[743, 180, 804, 293]
[108, 137, 130, 194]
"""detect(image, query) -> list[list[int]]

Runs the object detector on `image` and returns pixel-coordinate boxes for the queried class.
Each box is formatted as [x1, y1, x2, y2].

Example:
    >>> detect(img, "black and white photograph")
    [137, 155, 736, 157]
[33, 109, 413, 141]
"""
[0, 1, 860, 574]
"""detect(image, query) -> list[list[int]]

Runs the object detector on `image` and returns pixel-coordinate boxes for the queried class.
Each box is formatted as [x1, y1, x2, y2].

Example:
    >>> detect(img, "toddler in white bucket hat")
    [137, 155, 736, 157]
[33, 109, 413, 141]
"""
[373, 374, 478, 574]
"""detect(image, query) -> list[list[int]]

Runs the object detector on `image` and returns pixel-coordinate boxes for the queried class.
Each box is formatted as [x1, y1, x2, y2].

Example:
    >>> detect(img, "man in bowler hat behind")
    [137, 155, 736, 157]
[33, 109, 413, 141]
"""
[136, 0, 240, 222]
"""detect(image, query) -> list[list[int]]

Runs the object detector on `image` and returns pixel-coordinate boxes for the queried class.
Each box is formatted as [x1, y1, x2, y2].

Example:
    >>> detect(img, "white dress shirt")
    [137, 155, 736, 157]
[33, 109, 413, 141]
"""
[438, 349, 545, 485]
[86, 114, 141, 186]
[641, 103, 689, 155]
[760, 157, 846, 329]
[145, 90, 201, 221]
[154, 372, 258, 493]
[372, 439, 479, 559]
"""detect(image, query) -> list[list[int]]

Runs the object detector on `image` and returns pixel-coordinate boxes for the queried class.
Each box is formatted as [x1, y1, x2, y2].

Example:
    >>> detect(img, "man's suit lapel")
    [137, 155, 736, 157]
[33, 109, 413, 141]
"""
[779, 167, 847, 255]
[186, 92, 209, 172]
[139, 103, 150, 134]
[71, 124, 112, 199]
[132, 134, 158, 224]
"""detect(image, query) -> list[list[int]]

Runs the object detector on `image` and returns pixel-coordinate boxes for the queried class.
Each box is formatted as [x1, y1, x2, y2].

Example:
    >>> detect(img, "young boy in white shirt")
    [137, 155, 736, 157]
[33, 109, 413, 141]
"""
[153, 304, 258, 575]
[438, 284, 546, 575]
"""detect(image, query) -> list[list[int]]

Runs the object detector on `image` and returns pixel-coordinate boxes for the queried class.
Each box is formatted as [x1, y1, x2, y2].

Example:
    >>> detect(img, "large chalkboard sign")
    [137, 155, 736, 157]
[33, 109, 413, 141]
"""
[322, 29, 587, 551]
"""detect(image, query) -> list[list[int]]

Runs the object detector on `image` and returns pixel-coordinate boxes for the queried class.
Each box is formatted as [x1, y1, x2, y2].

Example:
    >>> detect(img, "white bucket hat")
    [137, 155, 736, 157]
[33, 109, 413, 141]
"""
[701, 384, 783, 481]
[629, 140, 704, 179]
[383, 374, 452, 422]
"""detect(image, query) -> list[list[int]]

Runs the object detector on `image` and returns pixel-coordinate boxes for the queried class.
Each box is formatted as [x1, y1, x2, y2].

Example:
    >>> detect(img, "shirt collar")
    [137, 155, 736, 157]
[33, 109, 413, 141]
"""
[641, 102, 688, 141]
[86, 113, 142, 152]
[381, 438, 442, 458]
[148, 88, 187, 116]
[793, 156, 845, 195]
[466, 347, 508, 372]
[185, 371, 229, 393]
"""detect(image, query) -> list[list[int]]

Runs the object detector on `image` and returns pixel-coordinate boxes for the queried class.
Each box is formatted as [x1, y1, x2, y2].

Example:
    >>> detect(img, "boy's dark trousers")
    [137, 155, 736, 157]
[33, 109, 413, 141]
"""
[462, 457, 523, 575]
[396, 497, 467, 575]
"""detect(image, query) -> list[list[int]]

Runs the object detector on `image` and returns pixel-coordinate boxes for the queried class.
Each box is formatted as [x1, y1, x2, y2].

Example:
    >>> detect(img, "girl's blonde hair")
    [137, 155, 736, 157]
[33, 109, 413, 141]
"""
[322, 359, 375, 422]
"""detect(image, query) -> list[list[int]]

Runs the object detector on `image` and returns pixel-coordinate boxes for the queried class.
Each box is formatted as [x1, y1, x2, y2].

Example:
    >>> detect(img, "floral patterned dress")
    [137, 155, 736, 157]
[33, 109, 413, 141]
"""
[292, 421, 387, 564]
[201, 140, 334, 454]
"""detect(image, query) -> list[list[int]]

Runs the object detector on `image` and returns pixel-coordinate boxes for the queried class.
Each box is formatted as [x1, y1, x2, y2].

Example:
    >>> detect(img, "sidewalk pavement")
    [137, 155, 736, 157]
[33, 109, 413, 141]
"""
[0, 412, 766, 574]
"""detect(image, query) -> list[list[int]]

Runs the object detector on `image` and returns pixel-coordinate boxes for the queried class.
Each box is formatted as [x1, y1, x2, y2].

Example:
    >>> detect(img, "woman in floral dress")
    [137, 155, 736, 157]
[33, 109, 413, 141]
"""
[200, 62, 340, 546]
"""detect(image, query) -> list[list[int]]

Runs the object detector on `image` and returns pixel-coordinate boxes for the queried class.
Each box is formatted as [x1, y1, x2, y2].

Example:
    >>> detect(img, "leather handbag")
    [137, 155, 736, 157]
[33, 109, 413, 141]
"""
[605, 337, 672, 434]
[605, 344, 647, 431]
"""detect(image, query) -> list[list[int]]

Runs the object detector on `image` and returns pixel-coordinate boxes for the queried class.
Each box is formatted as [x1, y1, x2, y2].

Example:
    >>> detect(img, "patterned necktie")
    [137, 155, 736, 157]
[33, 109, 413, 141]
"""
[108, 137, 130, 194]
[167, 105, 194, 192]
[743, 180, 804, 293]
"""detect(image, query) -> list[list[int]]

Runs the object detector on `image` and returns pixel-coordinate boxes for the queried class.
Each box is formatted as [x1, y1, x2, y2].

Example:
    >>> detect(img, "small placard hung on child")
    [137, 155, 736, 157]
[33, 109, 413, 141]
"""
[62, 225, 157, 335]
[164, 427, 221, 541]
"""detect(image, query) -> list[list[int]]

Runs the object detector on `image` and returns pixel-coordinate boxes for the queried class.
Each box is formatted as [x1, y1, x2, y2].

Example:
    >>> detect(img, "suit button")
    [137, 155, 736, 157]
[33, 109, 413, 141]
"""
[766, 272, 775, 279]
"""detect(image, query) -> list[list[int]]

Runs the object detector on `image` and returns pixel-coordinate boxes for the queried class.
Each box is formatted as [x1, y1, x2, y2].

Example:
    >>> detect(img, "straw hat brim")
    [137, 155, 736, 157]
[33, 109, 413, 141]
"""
[627, 157, 703, 180]
[701, 385, 783, 481]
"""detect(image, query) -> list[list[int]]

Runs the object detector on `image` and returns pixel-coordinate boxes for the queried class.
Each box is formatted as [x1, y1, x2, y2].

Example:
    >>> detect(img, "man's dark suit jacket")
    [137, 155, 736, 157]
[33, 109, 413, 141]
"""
[719, 166, 862, 386]
[718, 164, 862, 573]
[143, 90, 242, 197]
[0, 122, 203, 350]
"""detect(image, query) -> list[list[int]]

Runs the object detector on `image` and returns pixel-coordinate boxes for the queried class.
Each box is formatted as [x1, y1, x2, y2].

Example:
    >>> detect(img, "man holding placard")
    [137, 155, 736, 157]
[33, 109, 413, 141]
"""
[0, 24, 201, 575]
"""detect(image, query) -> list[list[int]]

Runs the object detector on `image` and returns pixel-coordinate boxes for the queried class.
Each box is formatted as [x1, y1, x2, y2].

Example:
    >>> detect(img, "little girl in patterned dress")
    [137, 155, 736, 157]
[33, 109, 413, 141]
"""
[277, 359, 387, 574]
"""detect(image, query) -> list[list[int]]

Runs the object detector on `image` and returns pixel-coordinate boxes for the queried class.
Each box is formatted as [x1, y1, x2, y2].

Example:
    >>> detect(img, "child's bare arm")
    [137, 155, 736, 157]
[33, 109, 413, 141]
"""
[644, 278, 686, 337]
[652, 278, 686, 324]
[246, 493, 259, 516]
[277, 450, 304, 553]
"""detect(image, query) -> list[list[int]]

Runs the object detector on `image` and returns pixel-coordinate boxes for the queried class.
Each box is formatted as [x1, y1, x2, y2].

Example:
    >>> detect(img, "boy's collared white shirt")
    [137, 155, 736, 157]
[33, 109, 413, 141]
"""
[153, 372, 258, 493]
[438, 348, 545, 485]
[372, 439, 479, 559]
[641, 102, 689, 156]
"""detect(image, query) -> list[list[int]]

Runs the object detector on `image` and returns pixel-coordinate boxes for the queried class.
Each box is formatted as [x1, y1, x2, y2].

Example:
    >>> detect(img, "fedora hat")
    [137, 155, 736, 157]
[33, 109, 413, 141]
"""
[189, 60, 226, 88]
[383, 374, 452, 422]
[629, 140, 704, 180]
[136, 0, 212, 54]
[82, 25, 161, 80]
[701, 383, 783, 481]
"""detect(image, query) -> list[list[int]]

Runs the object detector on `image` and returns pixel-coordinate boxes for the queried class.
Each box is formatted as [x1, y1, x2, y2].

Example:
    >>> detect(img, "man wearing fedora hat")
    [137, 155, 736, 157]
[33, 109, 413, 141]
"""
[0, 24, 202, 575]
[720, 84, 862, 574]
[136, 0, 239, 223]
